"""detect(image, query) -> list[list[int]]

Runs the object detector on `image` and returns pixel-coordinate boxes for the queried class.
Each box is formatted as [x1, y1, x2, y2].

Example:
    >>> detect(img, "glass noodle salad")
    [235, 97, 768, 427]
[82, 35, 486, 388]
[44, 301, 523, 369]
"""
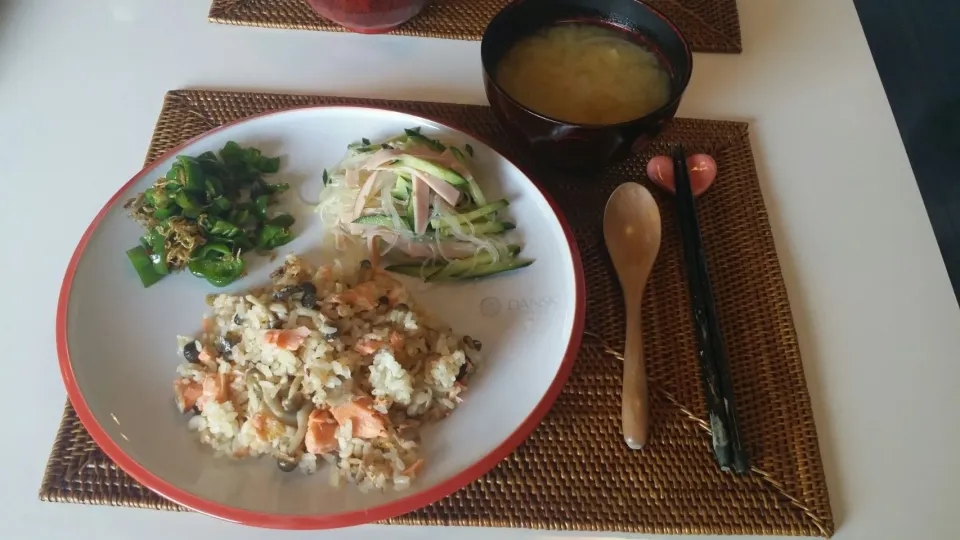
[316, 128, 533, 281]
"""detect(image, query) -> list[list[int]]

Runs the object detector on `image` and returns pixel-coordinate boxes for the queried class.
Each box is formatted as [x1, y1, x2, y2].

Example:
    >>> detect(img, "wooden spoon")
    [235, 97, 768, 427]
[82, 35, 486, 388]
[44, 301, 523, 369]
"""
[603, 182, 662, 449]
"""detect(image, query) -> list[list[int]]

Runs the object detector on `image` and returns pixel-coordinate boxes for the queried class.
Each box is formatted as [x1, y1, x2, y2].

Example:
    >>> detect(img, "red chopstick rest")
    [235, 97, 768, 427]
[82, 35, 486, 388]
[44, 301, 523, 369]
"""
[646, 154, 718, 196]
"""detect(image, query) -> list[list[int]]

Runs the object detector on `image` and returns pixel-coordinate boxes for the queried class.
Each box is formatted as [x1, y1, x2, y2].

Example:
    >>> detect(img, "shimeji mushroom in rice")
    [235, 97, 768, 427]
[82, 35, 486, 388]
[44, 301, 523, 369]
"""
[171, 254, 476, 491]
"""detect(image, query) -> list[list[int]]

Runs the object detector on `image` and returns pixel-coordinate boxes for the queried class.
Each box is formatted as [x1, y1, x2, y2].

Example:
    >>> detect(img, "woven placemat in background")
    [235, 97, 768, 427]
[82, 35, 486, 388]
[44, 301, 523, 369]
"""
[40, 90, 832, 536]
[208, 0, 742, 53]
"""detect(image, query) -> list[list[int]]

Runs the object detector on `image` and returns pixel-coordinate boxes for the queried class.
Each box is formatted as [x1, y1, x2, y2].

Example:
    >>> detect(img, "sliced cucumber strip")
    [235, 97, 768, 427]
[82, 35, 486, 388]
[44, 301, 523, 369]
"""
[443, 258, 534, 280]
[353, 214, 412, 230]
[428, 245, 522, 281]
[385, 263, 444, 279]
[391, 175, 411, 199]
[396, 155, 466, 186]
[436, 221, 515, 237]
[403, 128, 446, 153]
[449, 147, 487, 206]
[429, 199, 508, 228]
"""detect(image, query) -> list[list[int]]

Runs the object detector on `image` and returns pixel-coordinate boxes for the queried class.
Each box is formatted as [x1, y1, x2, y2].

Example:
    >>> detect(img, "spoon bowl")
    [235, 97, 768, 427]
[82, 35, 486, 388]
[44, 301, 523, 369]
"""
[603, 182, 662, 449]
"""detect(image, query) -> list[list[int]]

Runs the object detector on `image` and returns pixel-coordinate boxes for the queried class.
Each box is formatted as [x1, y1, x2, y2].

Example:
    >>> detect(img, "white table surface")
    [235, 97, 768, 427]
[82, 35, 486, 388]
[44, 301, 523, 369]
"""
[1, 0, 958, 538]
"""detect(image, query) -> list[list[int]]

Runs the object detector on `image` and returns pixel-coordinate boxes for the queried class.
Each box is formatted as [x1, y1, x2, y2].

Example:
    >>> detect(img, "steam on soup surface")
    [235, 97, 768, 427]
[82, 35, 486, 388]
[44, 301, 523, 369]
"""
[495, 23, 671, 125]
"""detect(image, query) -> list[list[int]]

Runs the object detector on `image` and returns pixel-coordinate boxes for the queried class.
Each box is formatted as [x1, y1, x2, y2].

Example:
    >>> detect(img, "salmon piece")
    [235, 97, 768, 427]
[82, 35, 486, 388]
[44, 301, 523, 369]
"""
[173, 378, 203, 413]
[263, 326, 312, 350]
[331, 281, 380, 311]
[402, 459, 424, 477]
[305, 409, 339, 454]
[353, 330, 403, 356]
[197, 372, 230, 409]
[250, 412, 285, 441]
[198, 345, 218, 365]
[250, 413, 267, 436]
[388, 331, 404, 351]
[372, 268, 401, 286]
[354, 337, 383, 355]
[331, 397, 388, 439]
[202, 317, 214, 334]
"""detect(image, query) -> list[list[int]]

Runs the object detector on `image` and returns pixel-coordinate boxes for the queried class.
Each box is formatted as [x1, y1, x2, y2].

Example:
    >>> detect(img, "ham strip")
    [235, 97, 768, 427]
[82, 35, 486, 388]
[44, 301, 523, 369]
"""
[352, 171, 380, 221]
[345, 168, 360, 188]
[411, 170, 460, 207]
[367, 235, 380, 267]
[412, 176, 430, 234]
[361, 149, 402, 171]
[438, 148, 473, 179]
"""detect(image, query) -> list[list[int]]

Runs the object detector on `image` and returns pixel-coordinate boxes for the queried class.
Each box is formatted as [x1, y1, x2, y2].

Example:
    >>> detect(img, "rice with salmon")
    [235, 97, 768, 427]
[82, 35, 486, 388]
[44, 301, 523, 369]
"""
[172, 254, 476, 491]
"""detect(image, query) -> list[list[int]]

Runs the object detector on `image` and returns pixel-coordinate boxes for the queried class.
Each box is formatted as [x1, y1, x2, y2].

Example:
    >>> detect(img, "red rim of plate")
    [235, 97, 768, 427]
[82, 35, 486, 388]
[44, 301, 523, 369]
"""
[56, 104, 587, 529]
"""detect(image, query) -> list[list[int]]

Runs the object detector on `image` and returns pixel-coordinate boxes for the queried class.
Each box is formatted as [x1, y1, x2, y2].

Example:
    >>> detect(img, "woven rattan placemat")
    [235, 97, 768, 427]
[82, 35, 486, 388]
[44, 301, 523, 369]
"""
[41, 89, 831, 536]
[208, 0, 742, 54]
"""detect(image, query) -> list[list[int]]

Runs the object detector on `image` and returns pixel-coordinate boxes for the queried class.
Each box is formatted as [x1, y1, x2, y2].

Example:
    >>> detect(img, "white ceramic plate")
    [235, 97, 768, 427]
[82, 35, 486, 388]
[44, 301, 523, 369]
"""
[57, 106, 585, 529]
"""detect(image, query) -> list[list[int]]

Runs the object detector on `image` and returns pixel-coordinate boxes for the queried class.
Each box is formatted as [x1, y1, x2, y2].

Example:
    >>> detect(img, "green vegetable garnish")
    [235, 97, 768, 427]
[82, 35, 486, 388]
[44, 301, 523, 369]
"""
[404, 127, 446, 153]
[148, 229, 169, 275]
[207, 219, 242, 238]
[125, 141, 295, 288]
[268, 213, 295, 228]
[256, 224, 294, 250]
[176, 156, 205, 193]
[188, 253, 245, 288]
[126, 246, 166, 287]
[253, 195, 270, 220]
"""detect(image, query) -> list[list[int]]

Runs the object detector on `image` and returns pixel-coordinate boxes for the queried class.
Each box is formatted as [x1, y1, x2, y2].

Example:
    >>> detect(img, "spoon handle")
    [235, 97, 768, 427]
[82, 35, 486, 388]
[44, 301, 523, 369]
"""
[622, 299, 649, 449]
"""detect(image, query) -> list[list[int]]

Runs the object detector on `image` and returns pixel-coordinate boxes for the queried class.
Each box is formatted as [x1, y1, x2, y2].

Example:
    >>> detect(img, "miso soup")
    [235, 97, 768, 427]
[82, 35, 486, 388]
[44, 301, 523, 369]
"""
[496, 24, 671, 125]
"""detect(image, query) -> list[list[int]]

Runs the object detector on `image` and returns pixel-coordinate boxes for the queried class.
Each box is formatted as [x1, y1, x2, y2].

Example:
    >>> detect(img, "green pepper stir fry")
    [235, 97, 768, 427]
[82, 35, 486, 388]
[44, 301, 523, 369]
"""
[124, 141, 295, 287]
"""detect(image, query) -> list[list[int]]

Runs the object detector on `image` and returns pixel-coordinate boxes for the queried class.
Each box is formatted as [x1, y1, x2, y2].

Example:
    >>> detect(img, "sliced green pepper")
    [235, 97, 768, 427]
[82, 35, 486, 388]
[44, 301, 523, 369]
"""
[232, 234, 254, 252]
[188, 255, 245, 287]
[176, 156, 205, 192]
[194, 242, 232, 260]
[229, 206, 252, 227]
[129, 141, 294, 287]
[256, 224, 293, 250]
[267, 213, 295, 228]
[262, 181, 289, 195]
[152, 189, 174, 209]
[148, 229, 169, 275]
[175, 191, 203, 213]
[143, 188, 157, 207]
[163, 180, 181, 194]
[219, 141, 244, 166]
[205, 176, 224, 199]
[210, 196, 232, 215]
[126, 245, 166, 287]
[165, 162, 183, 181]
[208, 219, 242, 238]
[253, 195, 269, 220]
[258, 156, 280, 174]
[153, 206, 175, 220]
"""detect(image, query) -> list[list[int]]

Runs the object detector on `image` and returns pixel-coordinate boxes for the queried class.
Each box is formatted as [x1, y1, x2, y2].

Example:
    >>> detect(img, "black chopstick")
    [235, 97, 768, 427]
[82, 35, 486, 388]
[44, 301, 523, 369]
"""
[672, 145, 749, 474]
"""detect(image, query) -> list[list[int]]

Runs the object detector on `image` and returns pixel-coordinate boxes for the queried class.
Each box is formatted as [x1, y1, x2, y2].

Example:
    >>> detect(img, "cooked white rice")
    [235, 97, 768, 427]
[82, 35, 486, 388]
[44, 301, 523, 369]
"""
[172, 255, 476, 491]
